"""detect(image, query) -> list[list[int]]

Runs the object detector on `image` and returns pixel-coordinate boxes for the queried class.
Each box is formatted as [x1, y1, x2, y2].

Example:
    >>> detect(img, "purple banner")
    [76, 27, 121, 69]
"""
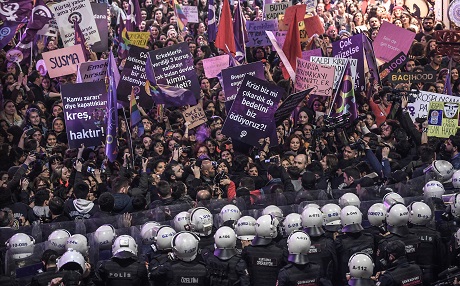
[0, 0, 32, 22]
[61, 81, 108, 148]
[118, 46, 153, 107]
[91, 3, 109, 53]
[332, 33, 365, 92]
[222, 75, 284, 147]
[301, 48, 323, 61]
[148, 42, 200, 101]
[221, 61, 265, 112]
[0, 21, 19, 50]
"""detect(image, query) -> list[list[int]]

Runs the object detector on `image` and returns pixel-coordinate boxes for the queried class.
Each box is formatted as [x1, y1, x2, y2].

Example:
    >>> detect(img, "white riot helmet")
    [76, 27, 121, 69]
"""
[450, 194, 460, 218]
[423, 181, 445, 199]
[6, 233, 35, 259]
[425, 160, 454, 183]
[173, 212, 191, 232]
[65, 234, 88, 256]
[408, 202, 432, 226]
[219, 205, 241, 227]
[340, 206, 364, 233]
[214, 226, 238, 260]
[453, 170, 460, 189]
[94, 225, 116, 250]
[321, 203, 341, 232]
[154, 225, 176, 251]
[47, 229, 71, 253]
[283, 213, 303, 237]
[57, 249, 86, 273]
[234, 216, 257, 240]
[287, 230, 311, 265]
[348, 252, 374, 279]
[190, 207, 213, 236]
[339, 193, 361, 208]
[301, 207, 325, 237]
[383, 192, 405, 211]
[171, 231, 200, 262]
[262, 205, 283, 223]
[112, 235, 138, 258]
[253, 214, 278, 246]
[367, 203, 386, 227]
[303, 203, 320, 210]
[140, 221, 161, 245]
[386, 203, 410, 235]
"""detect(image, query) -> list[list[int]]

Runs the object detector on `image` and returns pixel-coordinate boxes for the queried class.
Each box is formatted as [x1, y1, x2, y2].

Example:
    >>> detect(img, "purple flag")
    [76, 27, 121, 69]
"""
[126, 0, 141, 31]
[363, 34, 381, 87]
[0, 21, 20, 49]
[445, 69, 453, 95]
[207, 0, 216, 42]
[233, 0, 246, 63]
[117, 15, 130, 59]
[331, 61, 357, 121]
[0, 0, 33, 22]
[74, 20, 91, 61]
[105, 51, 118, 162]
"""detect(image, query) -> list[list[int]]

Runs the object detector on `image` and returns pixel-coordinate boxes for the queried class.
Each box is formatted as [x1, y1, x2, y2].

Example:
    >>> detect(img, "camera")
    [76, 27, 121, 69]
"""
[387, 93, 416, 103]
[30, 151, 46, 160]
[349, 138, 366, 151]
[377, 87, 418, 103]
[211, 161, 218, 168]
[182, 146, 191, 153]
[87, 166, 95, 174]
[263, 156, 279, 164]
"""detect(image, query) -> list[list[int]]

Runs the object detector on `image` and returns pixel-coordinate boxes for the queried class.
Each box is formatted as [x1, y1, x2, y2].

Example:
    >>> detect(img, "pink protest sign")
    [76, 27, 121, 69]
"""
[203, 54, 229, 79]
[294, 58, 335, 96]
[42, 45, 86, 78]
[373, 21, 415, 63]
[301, 48, 322, 61]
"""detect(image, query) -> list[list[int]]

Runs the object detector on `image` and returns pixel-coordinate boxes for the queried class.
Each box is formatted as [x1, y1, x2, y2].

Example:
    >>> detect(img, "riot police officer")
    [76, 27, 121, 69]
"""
[277, 213, 302, 254]
[219, 205, 242, 227]
[365, 203, 387, 245]
[234, 216, 257, 250]
[189, 207, 215, 260]
[321, 203, 342, 240]
[276, 230, 332, 286]
[348, 252, 376, 286]
[147, 225, 176, 271]
[93, 224, 117, 261]
[30, 249, 61, 286]
[94, 235, 149, 286]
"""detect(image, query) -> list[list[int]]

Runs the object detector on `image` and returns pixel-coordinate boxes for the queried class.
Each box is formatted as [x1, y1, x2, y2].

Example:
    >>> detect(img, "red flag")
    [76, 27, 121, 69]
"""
[215, 0, 235, 53]
[282, 5, 305, 80]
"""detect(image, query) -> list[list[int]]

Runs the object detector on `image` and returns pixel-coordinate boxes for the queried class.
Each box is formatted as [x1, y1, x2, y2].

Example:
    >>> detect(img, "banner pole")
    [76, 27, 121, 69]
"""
[122, 105, 135, 167]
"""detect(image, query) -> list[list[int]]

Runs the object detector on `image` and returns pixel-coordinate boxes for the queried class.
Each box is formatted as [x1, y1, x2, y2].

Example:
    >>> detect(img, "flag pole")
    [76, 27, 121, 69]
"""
[328, 58, 349, 117]
[122, 103, 135, 168]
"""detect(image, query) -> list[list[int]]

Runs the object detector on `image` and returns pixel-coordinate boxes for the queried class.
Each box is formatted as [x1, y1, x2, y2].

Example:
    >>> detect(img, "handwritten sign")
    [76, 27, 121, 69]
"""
[183, 104, 207, 129]
[373, 22, 415, 63]
[78, 59, 107, 82]
[310, 56, 357, 90]
[203, 54, 229, 79]
[435, 30, 460, 56]
[295, 58, 335, 96]
[246, 20, 278, 47]
[407, 91, 460, 121]
[127, 32, 150, 48]
[264, 2, 291, 20]
[427, 101, 460, 138]
[182, 6, 199, 23]
[42, 45, 86, 78]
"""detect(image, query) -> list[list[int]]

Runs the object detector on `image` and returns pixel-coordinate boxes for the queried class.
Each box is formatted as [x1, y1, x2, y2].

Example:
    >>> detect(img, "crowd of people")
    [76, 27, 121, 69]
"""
[0, 0, 460, 284]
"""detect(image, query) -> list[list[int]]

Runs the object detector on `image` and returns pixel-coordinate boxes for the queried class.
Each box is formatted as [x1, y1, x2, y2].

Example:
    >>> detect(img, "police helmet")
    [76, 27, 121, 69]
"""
[425, 160, 454, 183]
[450, 194, 460, 218]
[283, 213, 303, 237]
[140, 221, 161, 245]
[65, 234, 88, 256]
[173, 211, 191, 232]
[367, 203, 387, 227]
[383, 192, 404, 211]
[301, 207, 325, 237]
[94, 225, 116, 250]
[262, 205, 283, 223]
[112, 235, 138, 258]
[171, 231, 200, 262]
[386, 203, 410, 236]
[57, 249, 86, 273]
[214, 226, 238, 260]
[321, 203, 341, 232]
[408, 202, 432, 226]
[287, 230, 311, 265]
[47, 229, 71, 253]
[190, 207, 213, 237]
[453, 170, 460, 189]
[340, 206, 363, 233]
[154, 225, 176, 251]
[234, 216, 257, 241]
[253, 214, 278, 246]
[303, 203, 320, 210]
[423, 180, 445, 199]
[339, 192, 361, 208]
[6, 233, 35, 259]
[219, 204, 241, 227]
[348, 252, 374, 279]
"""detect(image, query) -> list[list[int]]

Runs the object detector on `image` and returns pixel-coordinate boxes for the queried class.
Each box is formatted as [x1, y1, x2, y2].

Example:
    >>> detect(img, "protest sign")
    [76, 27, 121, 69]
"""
[302, 48, 323, 60]
[295, 58, 335, 96]
[266, 31, 296, 80]
[182, 6, 198, 23]
[203, 54, 229, 79]
[435, 30, 460, 56]
[127, 32, 150, 48]
[42, 45, 86, 78]
[91, 3, 109, 53]
[221, 61, 265, 111]
[183, 104, 207, 129]
[222, 75, 284, 146]
[305, 0, 317, 12]
[379, 52, 407, 80]
[78, 59, 107, 82]
[373, 22, 415, 63]
[37, 15, 58, 37]
[246, 20, 278, 47]
[273, 30, 287, 47]
[52, 0, 100, 46]
[332, 33, 365, 92]
[389, 71, 436, 84]
[264, 2, 291, 20]
[310, 56, 357, 90]
[407, 91, 460, 121]
[427, 101, 460, 138]
[274, 88, 314, 126]
[61, 81, 107, 148]
[277, 15, 308, 42]
[148, 42, 200, 101]
[118, 46, 152, 107]
[303, 15, 324, 37]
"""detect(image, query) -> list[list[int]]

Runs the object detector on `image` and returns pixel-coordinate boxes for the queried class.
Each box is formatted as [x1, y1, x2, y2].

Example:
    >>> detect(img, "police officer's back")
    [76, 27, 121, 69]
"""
[348, 253, 376, 286]
[189, 207, 216, 261]
[30, 250, 62, 286]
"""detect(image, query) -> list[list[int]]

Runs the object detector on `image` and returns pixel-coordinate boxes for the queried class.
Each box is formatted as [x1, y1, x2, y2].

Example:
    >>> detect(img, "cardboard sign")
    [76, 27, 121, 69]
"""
[272, 30, 287, 47]
[305, 0, 317, 12]
[203, 54, 229, 79]
[277, 14, 308, 42]
[274, 88, 313, 126]
[427, 101, 460, 138]
[246, 20, 278, 47]
[435, 30, 460, 56]
[127, 32, 150, 48]
[78, 59, 107, 82]
[42, 45, 86, 78]
[379, 52, 407, 80]
[37, 14, 58, 37]
[373, 22, 415, 63]
[310, 56, 357, 90]
[303, 15, 325, 37]
[61, 81, 107, 148]
[182, 6, 199, 23]
[332, 34, 365, 92]
[389, 71, 436, 84]
[407, 91, 460, 121]
[295, 58, 335, 96]
[264, 2, 291, 20]
[91, 3, 109, 53]
[183, 104, 207, 129]
[52, 0, 100, 46]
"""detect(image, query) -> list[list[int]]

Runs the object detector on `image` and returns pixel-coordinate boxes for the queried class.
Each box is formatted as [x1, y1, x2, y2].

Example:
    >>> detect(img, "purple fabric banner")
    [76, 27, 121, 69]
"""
[221, 61, 265, 112]
[61, 81, 108, 148]
[332, 33, 365, 92]
[0, 0, 33, 22]
[0, 21, 19, 49]
[301, 48, 323, 61]
[91, 3, 109, 53]
[222, 74, 285, 147]
[148, 42, 200, 102]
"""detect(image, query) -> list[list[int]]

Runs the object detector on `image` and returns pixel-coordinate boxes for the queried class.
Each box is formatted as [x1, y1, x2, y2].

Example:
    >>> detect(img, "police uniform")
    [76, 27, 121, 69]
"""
[94, 257, 149, 286]
[151, 259, 208, 286]
[277, 262, 332, 286]
[348, 278, 376, 286]
[377, 257, 423, 286]
[242, 242, 285, 286]
[308, 235, 337, 281]
[205, 253, 250, 286]
[30, 266, 62, 286]
[376, 232, 420, 272]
